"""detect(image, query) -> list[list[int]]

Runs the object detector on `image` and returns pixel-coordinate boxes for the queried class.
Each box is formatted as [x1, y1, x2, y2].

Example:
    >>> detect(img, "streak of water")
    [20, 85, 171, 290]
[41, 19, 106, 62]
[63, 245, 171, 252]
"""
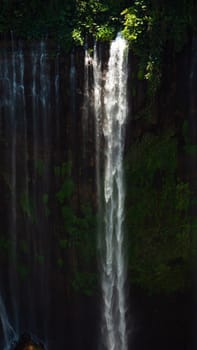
[0, 294, 16, 350]
[82, 48, 92, 172]
[93, 43, 102, 208]
[55, 51, 60, 149]
[94, 34, 129, 350]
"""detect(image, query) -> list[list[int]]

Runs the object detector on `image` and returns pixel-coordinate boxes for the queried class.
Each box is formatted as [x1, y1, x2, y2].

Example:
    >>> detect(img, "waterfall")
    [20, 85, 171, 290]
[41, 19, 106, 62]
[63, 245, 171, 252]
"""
[55, 51, 60, 150]
[82, 49, 90, 158]
[93, 43, 102, 206]
[0, 36, 29, 332]
[0, 35, 30, 344]
[40, 41, 51, 153]
[70, 52, 76, 120]
[0, 32, 128, 349]
[32, 44, 39, 191]
[0, 37, 53, 346]
[10, 34, 18, 331]
[35, 40, 51, 342]
[0, 294, 16, 350]
[94, 34, 129, 350]
[82, 47, 93, 180]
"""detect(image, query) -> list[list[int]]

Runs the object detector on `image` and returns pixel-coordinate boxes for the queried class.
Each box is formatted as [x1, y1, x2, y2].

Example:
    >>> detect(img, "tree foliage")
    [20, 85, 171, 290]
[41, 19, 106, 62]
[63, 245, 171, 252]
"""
[122, 0, 197, 94]
[0, 0, 127, 46]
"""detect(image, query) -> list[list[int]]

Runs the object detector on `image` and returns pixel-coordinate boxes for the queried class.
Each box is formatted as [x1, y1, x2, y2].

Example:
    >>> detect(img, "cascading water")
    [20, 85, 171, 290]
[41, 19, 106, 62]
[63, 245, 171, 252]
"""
[0, 38, 54, 348]
[82, 46, 94, 181]
[0, 37, 30, 345]
[93, 43, 102, 205]
[82, 48, 90, 158]
[9, 35, 17, 332]
[70, 51, 77, 153]
[94, 34, 129, 350]
[70, 52, 76, 114]
[55, 50, 60, 150]
[0, 32, 128, 349]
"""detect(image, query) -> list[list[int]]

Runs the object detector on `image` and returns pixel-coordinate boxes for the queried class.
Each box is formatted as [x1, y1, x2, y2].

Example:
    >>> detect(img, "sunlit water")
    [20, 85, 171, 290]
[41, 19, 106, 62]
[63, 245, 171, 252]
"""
[94, 34, 129, 350]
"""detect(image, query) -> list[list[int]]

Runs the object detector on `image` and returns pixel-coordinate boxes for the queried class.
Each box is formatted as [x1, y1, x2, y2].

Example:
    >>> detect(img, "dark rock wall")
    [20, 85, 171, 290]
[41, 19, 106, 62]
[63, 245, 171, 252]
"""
[126, 37, 196, 350]
[0, 36, 98, 349]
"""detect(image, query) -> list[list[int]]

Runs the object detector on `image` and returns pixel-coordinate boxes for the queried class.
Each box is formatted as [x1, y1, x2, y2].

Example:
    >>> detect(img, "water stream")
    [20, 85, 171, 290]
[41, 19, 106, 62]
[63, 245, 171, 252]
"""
[94, 34, 129, 350]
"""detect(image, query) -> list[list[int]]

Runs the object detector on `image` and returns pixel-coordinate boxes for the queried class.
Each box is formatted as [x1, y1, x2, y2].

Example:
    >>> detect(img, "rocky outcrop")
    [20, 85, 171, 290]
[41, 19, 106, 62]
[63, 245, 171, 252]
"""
[12, 333, 45, 350]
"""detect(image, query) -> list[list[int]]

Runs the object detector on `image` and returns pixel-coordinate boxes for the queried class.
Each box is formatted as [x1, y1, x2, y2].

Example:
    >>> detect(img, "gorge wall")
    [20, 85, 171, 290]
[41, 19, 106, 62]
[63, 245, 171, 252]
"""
[0, 30, 196, 349]
[0, 34, 99, 349]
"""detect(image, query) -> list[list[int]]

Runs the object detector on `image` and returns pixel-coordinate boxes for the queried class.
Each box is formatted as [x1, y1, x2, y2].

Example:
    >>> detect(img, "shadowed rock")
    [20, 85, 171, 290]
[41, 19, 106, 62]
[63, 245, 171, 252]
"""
[12, 333, 45, 350]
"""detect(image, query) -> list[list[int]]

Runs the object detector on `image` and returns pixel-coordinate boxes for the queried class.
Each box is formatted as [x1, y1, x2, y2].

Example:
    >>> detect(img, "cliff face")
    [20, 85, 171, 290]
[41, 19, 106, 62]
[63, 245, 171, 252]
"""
[0, 36, 99, 349]
[0, 33, 196, 349]
[126, 36, 195, 350]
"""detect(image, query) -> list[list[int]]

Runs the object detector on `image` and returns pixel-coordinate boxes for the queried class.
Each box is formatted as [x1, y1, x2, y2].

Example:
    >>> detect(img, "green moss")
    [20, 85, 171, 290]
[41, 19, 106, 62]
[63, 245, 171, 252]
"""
[35, 159, 45, 176]
[125, 131, 191, 294]
[42, 193, 50, 217]
[17, 262, 29, 280]
[35, 254, 45, 264]
[20, 191, 35, 222]
[72, 271, 97, 296]
[0, 236, 11, 256]
[57, 202, 97, 295]
[19, 240, 29, 254]
[54, 161, 97, 294]
[182, 119, 197, 157]
[59, 238, 68, 249]
[57, 257, 64, 268]
[55, 162, 74, 204]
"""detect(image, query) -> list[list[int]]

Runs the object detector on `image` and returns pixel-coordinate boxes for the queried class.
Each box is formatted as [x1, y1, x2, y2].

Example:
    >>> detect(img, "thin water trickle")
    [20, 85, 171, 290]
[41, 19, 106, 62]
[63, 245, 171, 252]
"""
[10, 34, 19, 332]
[70, 51, 76, 118]
[94, 34, 129, 350]
[83, 50, 90, 135]
[40, 41, 50, 151]
[82, 48, 92, 171]
[0, 294, 16, 350]
[32, 45, 39, 182]
[0, 38, 52, 346]
[93, 43, 102, 208]
[55, 51, 60, 148]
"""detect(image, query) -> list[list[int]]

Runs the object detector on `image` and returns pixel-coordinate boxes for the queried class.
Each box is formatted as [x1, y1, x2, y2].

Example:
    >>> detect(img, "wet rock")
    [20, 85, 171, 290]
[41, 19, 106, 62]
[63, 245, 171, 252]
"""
[12, 333, 45, 350]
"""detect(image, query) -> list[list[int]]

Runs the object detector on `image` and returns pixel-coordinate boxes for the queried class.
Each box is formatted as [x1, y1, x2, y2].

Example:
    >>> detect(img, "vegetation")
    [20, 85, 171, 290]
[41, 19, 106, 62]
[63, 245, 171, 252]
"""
[20, 191, 35, 222]
[0, 0, 196, 92]
[125, 129, 192, 294]
[0, 0, 128, 48]
[122, 0, 197, 94]
[54, 162, 97, 295]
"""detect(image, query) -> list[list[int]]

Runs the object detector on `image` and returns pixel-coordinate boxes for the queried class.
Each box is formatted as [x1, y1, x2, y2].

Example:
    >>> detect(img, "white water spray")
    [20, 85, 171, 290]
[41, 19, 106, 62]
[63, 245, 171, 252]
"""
[94, 34, 129, 350]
